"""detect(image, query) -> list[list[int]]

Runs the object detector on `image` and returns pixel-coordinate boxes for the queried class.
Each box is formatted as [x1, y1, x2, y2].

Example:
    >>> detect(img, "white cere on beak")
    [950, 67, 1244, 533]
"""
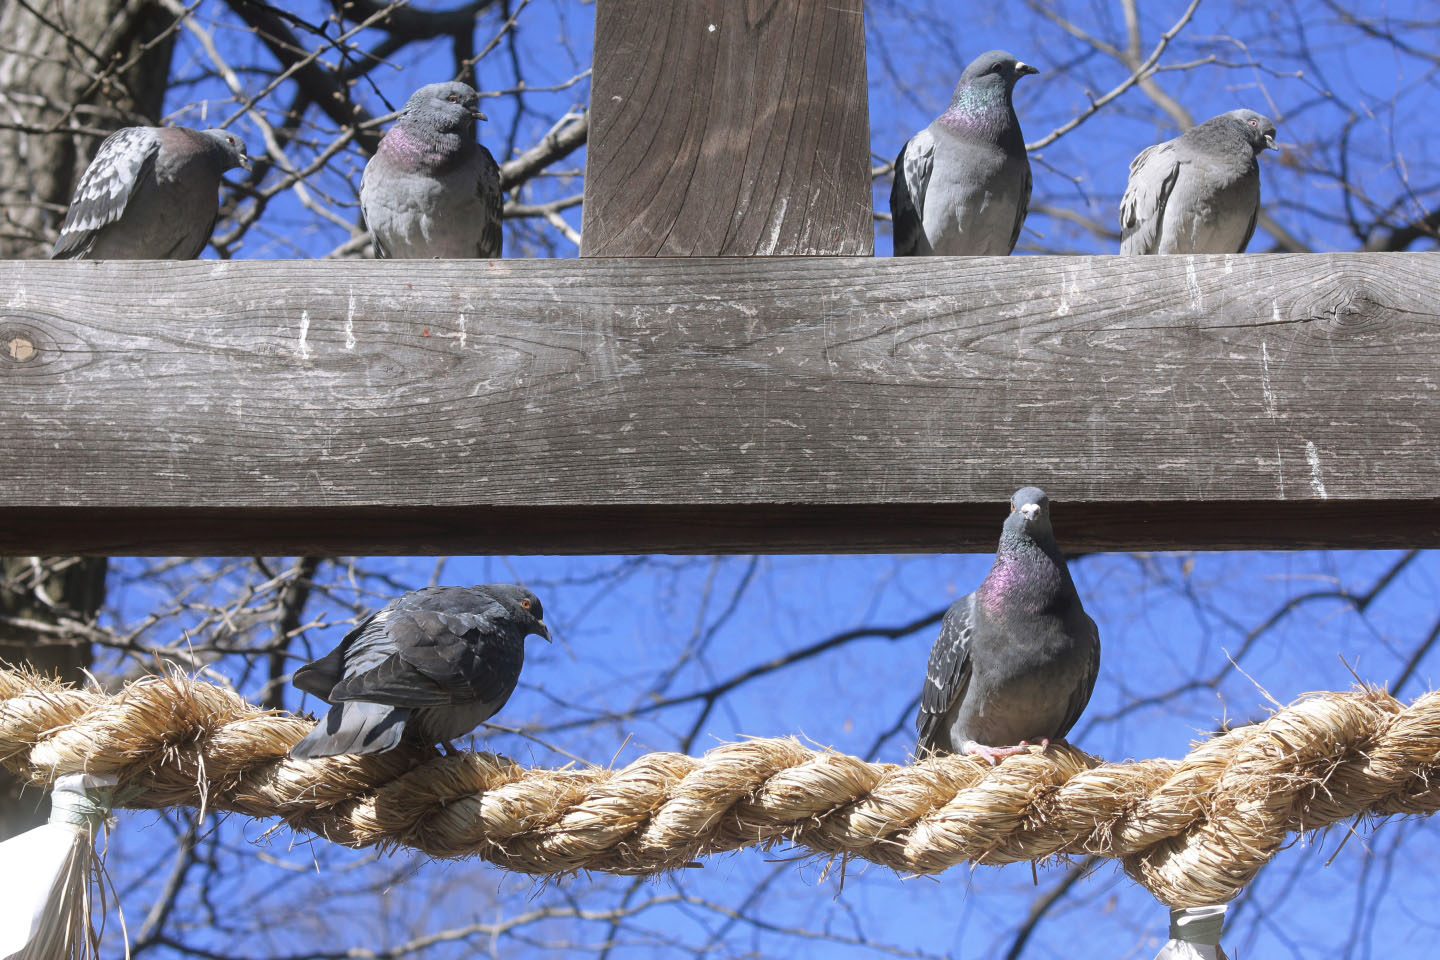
[1020, 503, 1041, 521]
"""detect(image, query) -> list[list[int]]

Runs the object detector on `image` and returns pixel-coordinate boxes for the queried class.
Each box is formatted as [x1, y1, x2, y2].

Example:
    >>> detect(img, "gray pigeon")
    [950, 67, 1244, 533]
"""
[916, 487, 1100, 764]
[360, 81, 503, 259]
[290, 583, 549, 759]
[1119, 109, 1278, 255]
[890, 50, 1038, 257]
[51, 126, 249, 259]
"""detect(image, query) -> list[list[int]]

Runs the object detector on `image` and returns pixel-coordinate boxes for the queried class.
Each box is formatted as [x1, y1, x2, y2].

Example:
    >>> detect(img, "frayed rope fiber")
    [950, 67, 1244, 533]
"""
[2, 665, 1438, 906]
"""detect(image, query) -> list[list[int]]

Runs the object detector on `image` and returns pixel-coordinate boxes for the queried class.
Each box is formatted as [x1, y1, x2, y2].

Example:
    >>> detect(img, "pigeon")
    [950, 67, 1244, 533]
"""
[51, 126, 249, 259]
[1119, 109, 1278, 255]
[916, 487, 1100, 764]
[289, 583, 550, 759]
[360, 81, 503, 259]
[890, 50, 1038, 257]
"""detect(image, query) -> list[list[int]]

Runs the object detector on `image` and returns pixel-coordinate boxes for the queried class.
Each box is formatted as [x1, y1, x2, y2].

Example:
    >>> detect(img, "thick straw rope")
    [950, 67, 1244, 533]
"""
[1, 666, 1437, 906]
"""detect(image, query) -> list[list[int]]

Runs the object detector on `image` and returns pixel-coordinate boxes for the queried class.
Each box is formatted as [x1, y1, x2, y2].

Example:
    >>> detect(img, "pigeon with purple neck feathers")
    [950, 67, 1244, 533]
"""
[51, 126, 249, 259]
[1120, 109, 1278, 255]
[290, 584, 549, 759]
[360, 81, 503, 259]
[890, 50, 1038, 256]
[916, 487, 1100, 764]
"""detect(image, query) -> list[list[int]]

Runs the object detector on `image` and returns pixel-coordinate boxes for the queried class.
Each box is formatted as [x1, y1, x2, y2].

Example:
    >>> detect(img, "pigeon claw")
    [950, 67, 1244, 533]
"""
[960, 741, 1030, 765]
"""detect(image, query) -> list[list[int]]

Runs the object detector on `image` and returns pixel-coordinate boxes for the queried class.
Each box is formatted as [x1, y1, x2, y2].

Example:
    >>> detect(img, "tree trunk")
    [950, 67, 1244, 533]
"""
[0, 0, 177, 258]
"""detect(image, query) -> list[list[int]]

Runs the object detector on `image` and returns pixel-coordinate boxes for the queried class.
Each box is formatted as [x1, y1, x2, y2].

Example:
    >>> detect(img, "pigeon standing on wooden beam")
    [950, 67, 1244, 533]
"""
[50, 126, 250, 260]
[289, 584, 549, 759]
[360, 81, 504, 259]
[889, 50, 1038, 257]
[916, 487, 1100, 764]
[1119, 109, 1278, 255]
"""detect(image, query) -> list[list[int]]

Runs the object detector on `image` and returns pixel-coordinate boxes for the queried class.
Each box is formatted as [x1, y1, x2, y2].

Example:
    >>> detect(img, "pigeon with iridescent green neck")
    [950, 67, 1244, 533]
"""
[890, 50, 1038, 256]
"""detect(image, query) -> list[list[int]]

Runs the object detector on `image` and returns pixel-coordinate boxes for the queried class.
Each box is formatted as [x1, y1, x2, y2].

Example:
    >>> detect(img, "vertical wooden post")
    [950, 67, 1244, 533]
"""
[581, 0, 872, 257]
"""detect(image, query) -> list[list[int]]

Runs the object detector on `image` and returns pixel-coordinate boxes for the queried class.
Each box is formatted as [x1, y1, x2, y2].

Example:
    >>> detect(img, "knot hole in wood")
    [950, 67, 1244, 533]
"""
[1306, 274, 1388, 332]
[4, 331, 36, 363]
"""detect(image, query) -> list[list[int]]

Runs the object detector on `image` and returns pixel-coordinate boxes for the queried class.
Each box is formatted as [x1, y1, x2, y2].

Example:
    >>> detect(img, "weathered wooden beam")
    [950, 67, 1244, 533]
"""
[1, 254, 1436, 554]
[581, 0, 872, 256]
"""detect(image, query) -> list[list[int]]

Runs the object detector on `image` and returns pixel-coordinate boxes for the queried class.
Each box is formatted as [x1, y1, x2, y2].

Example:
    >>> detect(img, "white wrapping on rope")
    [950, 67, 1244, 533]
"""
[0, 773, 119, 960]
[1151, 905, 1228, 960]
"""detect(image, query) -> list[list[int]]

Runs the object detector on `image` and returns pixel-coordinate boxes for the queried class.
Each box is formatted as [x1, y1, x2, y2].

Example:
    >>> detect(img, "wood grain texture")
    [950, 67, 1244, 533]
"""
[0, 254, 1436, 554]
[580, 0, 872, 256]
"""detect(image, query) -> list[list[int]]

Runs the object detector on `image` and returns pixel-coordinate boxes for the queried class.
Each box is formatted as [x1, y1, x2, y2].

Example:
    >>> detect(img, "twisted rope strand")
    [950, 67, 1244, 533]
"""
[2, 666, 1438, 905]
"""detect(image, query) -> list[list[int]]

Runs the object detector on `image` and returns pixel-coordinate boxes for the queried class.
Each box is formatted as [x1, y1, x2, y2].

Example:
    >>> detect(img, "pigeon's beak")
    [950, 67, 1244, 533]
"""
[1016, 62, 1039, 77]
[535, 620, 551, 642]
[237, 152, 252, 171]
[1264, 134, 1278, 151]
[471, 109, 488, 122]
[1019, 503, 1041, 521]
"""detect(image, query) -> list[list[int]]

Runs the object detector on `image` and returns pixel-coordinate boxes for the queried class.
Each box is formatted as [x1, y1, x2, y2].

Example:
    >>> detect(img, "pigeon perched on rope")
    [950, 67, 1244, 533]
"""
[889, 50, 1038, 257]
[360, 81, 504, 259]
[290, 584, 549, 758]
[1119, 109, 1278, 255]
[916, 487, 1100, 763]
[51, 126, 250, 260]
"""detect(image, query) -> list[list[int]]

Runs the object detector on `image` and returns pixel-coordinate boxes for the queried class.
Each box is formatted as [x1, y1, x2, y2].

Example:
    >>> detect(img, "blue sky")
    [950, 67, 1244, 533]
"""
[82, 1, 1440, 958]
[101, 549, 1440, 959]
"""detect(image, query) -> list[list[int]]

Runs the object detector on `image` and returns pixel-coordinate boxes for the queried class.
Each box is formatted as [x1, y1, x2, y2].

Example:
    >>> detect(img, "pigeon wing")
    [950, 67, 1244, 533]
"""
[358, 153, 393, 259]
[1237, 195, 1260, 253]
[476, 144, 503, 258]
[1008, 155, 1032, 254]
[291, 607, 393, 700]
[916, 593, 975, 755]
[1119, 141, 1180, 255]
[52, 127, 160, 259]
[390, 588, 509, 683]
[291, 644, 348, 699]
[889, 130, 934, 257]
[328, 650, 470, 708]
[1055, 609, 1101, 740]
[329, 588, 511, 706]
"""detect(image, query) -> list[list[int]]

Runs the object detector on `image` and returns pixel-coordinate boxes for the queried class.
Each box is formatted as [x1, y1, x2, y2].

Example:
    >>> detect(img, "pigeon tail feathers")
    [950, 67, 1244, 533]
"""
[290, 700, 409, 759]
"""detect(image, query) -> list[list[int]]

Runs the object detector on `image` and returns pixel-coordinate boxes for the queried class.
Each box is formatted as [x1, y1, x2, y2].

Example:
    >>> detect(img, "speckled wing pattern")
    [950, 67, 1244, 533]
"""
[477, 144, 503, 258]
[889, 128, 934, 257]
[52, 127, 160, 259]
[1118, 141, 1181, 255]
[916, 593, 976, 755]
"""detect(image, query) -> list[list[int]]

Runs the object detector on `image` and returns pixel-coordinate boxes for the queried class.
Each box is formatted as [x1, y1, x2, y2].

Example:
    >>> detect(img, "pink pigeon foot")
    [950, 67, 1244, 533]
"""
[960, 740, 1030, 765]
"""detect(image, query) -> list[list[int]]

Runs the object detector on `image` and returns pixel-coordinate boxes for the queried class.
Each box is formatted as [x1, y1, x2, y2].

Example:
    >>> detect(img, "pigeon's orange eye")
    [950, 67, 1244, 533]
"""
[520, 598, 532, 610]
[448, 95, 460, 103]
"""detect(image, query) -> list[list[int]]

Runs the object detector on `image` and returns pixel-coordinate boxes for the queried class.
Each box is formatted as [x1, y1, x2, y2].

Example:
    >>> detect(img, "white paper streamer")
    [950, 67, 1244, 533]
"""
[1151, 904, 1229, 960]
[0, 773, 119, 960]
